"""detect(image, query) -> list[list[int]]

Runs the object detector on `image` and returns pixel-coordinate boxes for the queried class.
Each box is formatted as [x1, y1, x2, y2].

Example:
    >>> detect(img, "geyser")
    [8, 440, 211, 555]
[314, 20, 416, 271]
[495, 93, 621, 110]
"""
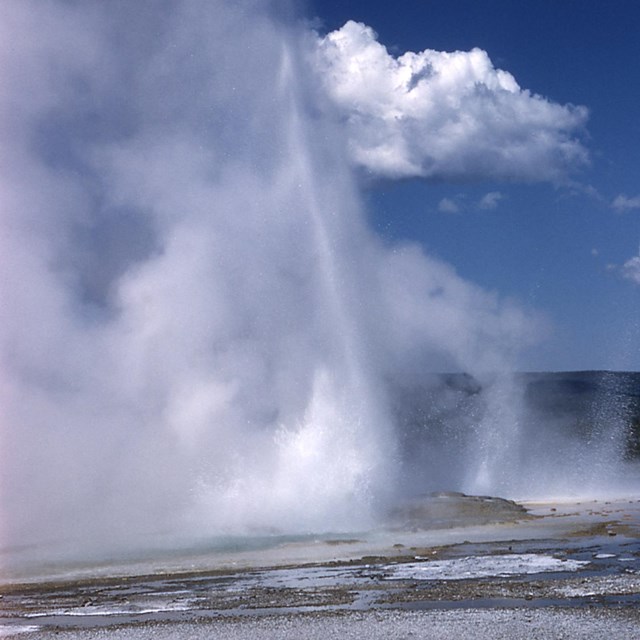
[0, 0, 635, 561]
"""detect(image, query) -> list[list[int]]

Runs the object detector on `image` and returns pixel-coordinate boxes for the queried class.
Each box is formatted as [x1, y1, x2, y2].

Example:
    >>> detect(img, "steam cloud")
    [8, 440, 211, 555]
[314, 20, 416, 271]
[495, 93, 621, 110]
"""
[0, 1, 589, 558]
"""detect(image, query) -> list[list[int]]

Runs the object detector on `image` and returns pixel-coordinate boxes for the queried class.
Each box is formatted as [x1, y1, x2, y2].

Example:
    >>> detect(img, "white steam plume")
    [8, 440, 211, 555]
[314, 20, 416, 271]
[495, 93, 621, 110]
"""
[0, 1, 584, 560]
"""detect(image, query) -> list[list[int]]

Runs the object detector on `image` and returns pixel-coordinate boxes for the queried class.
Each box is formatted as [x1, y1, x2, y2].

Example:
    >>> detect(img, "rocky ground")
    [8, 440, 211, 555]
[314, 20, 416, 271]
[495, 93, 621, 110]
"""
[2, 495, 640, 639]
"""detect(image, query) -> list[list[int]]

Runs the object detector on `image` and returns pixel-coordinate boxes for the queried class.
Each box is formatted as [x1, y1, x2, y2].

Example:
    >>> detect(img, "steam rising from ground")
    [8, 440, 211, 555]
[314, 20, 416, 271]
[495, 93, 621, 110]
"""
[0, 1, 613, 557]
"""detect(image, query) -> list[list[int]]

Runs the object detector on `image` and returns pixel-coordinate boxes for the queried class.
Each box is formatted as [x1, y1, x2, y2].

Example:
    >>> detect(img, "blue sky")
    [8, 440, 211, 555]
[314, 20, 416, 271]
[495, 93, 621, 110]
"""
[312, 0, 640, 371]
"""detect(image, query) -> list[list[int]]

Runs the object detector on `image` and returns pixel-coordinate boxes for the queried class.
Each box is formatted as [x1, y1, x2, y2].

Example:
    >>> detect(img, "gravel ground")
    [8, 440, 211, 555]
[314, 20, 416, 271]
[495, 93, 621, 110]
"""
[11, 608, 640, 640]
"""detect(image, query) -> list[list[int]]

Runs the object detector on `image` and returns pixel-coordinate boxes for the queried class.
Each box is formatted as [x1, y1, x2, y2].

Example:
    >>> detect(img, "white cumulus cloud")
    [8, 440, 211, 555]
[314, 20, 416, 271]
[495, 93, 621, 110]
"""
[314, 21, 589, 182]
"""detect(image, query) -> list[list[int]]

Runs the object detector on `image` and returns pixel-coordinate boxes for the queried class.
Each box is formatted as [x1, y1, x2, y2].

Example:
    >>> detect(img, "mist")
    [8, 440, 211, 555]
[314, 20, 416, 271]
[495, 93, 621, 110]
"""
[0, 0, 625, 561]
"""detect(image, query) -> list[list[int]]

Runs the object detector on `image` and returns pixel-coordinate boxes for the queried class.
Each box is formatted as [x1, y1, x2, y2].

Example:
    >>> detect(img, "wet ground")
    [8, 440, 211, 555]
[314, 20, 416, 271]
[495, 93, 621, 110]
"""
[2, 495, 640, 638]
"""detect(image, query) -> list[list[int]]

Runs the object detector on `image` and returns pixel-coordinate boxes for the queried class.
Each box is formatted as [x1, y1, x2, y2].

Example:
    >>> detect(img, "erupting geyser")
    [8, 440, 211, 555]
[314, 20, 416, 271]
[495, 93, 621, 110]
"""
[0, 0, 636, 561]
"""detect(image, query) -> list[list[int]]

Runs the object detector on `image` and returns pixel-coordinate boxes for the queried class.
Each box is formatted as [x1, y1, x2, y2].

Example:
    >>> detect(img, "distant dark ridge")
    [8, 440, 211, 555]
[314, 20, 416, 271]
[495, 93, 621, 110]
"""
[519, 370, 640, 374]
[519, 371, 640, 459]
[390, 370, 640, 460]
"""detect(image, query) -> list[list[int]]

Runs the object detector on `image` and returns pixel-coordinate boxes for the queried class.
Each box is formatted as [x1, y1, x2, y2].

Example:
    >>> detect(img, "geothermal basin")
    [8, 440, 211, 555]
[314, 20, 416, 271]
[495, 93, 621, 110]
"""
[2, 493, 640, 639]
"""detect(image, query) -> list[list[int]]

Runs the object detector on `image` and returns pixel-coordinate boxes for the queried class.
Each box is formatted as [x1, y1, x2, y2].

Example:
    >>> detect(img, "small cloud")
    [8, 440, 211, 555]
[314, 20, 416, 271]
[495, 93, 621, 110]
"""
[438, 197, 460, 213]
[478, 191, 504, 210]
[622, 255, 640, 285]
[566, 181, 603, 201]
[438, 192, 504, 213]
[591, 248, 599, 257]
[608, 246, 640, 285]
[612, 194, 640, 212]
